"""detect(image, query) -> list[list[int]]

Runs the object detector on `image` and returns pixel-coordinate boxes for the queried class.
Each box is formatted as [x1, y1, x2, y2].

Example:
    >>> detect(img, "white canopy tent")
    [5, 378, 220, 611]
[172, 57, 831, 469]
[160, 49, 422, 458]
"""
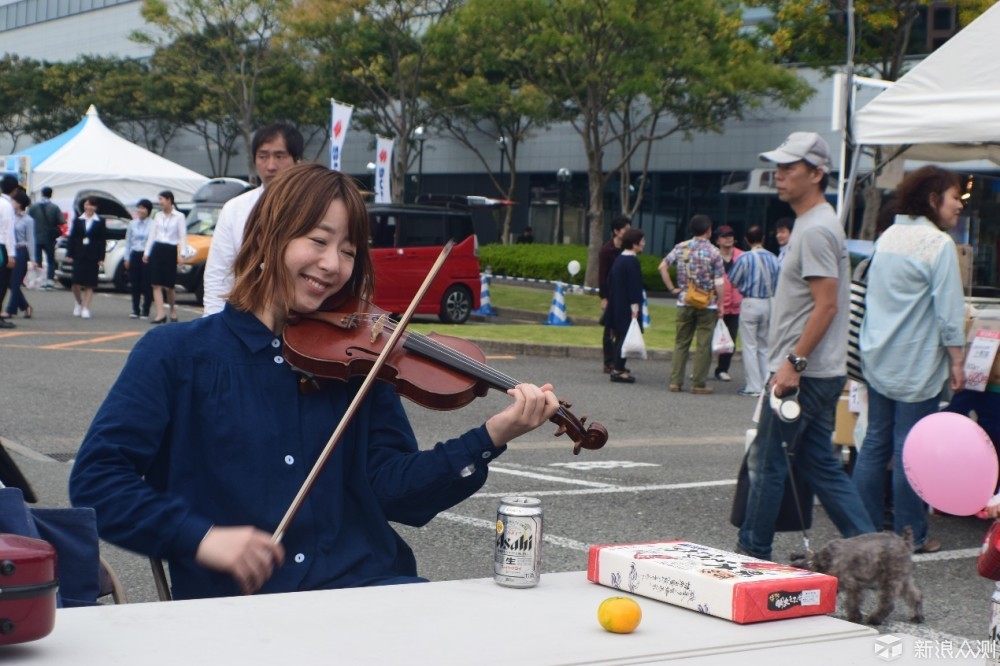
[15, 105, 207, 207]
[845, 1, 1000, 195]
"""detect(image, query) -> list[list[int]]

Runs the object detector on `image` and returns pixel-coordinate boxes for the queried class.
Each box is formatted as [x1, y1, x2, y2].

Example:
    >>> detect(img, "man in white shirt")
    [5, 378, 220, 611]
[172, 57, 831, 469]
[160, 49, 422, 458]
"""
[0, 176, 19, 328]
[202, 124, 303, 315]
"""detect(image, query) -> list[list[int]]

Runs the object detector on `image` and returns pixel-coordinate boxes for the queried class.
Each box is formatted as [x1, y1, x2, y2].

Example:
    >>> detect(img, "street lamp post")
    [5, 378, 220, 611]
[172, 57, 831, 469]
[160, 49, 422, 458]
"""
[556, 167, 571, 245]
[413, 126, 426, 202]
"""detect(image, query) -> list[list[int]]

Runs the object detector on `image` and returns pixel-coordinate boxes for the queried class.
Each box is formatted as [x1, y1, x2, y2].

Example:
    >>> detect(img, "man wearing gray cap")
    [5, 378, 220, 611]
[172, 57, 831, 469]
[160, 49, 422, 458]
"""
[736, 132, 874, 560]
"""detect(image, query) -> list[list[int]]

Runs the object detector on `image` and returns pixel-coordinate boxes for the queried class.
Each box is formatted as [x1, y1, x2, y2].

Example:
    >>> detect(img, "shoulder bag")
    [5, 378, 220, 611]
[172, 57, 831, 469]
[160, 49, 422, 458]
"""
[846, 254, 873, 383]
[683, 244, 712, 310]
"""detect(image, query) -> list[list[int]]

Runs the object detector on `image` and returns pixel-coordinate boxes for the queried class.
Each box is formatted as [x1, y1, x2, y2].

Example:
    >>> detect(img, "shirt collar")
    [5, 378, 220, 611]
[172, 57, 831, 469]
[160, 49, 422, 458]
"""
[221, 304, 281, 354]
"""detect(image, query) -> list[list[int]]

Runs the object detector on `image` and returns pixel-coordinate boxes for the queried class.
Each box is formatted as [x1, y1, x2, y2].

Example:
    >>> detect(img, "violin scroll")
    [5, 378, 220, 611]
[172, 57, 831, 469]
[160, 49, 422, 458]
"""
[551, 400, 608, 455]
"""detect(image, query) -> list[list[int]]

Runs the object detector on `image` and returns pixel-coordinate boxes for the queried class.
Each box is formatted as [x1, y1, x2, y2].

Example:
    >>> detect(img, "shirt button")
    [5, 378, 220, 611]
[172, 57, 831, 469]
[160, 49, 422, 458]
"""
[271, 339, 281, 348]
[481, 451, 492, 459]
[294, 553, 305, 564]
[273, 355, 284, 364]
[284, 455, 294, 465]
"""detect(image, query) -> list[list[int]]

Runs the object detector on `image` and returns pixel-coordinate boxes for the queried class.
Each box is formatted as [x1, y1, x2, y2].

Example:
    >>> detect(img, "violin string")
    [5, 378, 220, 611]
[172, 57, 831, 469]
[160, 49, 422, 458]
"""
[347, 313, 576, 427]
[362, 313, 521, 390]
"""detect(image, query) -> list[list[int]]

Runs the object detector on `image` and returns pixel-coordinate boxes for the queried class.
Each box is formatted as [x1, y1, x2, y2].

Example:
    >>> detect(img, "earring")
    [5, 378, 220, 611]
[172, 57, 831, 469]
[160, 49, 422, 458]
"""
[259, 262, 265, 271]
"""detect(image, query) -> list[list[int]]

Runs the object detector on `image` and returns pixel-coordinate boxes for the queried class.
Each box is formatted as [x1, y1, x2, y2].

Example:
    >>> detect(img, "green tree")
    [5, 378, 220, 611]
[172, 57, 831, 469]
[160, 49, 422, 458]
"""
[148, 32, 243, 176]
[464, 0, 810, 287]
[747, 0, 994, 80]
[424, 6, 570, 243]
[286, 0, 462, 202]
[134, 0, 291, 176]
[0, 56, 43, 150]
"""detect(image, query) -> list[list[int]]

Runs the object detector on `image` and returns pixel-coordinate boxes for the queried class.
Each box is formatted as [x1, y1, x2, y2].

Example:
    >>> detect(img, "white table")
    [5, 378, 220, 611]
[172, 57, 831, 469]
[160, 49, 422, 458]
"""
[15, 571, 875, 665]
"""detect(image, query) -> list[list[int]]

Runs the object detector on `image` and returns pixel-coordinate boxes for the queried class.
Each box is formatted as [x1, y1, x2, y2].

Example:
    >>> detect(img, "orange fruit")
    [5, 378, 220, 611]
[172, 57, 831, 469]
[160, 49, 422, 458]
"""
[597, 596, 642, 634]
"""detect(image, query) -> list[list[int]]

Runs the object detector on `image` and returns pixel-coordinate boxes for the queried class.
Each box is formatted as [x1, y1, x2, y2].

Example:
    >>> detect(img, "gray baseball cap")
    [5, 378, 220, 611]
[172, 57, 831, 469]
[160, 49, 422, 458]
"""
[759, 132, 833, 173]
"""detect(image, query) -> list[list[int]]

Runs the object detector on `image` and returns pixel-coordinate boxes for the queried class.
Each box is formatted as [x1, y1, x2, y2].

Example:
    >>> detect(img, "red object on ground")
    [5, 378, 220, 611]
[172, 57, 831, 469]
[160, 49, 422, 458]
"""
[978, 522, 1000, 580]
[0, 534, 58, 645]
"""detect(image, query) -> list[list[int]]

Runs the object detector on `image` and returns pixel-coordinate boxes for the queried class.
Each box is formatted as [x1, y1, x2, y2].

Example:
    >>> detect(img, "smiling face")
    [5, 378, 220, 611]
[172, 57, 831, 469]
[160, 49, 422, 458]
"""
[280, 199, 357, 316]
[775, 227, 791, 247]
[932, 186, 963, 229]
[158, 195, 172, 214]
[83, 200, 98, 216]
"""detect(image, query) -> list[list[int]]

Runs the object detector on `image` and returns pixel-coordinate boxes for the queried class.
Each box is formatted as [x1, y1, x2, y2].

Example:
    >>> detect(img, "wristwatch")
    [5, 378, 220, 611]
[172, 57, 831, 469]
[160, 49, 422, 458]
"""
[786, 353, 808, 373]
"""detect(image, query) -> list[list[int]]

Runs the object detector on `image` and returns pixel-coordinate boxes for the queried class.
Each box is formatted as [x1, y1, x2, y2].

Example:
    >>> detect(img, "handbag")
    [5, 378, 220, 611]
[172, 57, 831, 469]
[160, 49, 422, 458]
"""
[621, 318, 647, 359]
[712, 318, 735, 355]
[0, 487, 101, 607]
[729, 424, 814, 532]
[847, 255, 873, 383]
[682, 244, 712, 310]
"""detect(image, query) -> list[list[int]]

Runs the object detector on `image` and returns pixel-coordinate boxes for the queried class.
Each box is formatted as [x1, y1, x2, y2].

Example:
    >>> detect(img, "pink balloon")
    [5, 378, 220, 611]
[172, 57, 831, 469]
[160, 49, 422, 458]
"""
[902, 412, 999, 516]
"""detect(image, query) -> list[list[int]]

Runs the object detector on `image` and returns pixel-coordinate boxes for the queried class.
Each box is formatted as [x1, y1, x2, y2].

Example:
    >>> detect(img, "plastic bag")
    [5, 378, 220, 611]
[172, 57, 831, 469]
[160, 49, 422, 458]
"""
[25, 265, 46, 290]
[621, 319, 647, 359]
[712, 318, 735, 355]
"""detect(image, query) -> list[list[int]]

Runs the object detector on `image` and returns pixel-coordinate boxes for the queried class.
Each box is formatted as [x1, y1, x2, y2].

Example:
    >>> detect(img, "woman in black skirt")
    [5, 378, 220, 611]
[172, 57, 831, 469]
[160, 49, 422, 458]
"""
[66, 196, 106, 320]
[143, 190, 187, 324]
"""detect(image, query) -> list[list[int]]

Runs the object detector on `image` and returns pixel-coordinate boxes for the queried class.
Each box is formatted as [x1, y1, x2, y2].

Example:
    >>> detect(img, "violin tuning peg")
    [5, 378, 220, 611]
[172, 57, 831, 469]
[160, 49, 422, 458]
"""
[560, 400, 574, 409]
[553, 425, 567, 437]
[580, 415, 588, 425]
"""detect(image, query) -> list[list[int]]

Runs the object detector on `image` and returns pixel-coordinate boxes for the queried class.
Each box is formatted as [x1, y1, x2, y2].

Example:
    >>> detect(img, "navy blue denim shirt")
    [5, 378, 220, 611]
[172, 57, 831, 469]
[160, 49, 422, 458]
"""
[69, 305, 505, 599]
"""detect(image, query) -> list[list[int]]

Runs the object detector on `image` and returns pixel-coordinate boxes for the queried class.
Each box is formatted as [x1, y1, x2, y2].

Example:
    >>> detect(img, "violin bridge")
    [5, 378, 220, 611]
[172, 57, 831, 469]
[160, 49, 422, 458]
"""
[370, 314, 388, 343]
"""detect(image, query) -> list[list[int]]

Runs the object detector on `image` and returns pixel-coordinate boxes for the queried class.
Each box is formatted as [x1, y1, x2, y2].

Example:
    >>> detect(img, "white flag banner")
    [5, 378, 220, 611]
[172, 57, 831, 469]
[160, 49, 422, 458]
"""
[329, 99, 353, 171]
[374, 136, 394, 204]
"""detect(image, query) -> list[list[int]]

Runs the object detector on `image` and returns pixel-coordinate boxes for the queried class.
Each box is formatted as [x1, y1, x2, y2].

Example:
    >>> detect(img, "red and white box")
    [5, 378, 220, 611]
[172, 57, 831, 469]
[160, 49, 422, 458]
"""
[587, 541, 838, 624]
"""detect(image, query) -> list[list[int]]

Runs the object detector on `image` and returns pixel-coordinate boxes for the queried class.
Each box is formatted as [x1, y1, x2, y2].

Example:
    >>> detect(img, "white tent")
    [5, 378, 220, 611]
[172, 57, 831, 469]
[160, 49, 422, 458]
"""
[15, 105, 208, 206]
[852, 1, 1000, 165]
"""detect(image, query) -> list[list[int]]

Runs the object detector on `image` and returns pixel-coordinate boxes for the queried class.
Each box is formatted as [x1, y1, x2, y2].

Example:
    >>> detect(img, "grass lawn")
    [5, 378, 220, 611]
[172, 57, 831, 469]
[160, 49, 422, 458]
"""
[408, 284, 679, 351]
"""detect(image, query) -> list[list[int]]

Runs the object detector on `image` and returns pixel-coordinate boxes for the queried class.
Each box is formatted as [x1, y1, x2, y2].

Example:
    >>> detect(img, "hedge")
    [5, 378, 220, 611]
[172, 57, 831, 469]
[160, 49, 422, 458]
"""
[478, 243, 671, 292]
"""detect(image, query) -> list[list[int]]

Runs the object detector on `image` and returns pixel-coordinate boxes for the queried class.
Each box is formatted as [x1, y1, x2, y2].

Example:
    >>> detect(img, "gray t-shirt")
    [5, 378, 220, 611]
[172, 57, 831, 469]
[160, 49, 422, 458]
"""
[767, 202, 849, 377]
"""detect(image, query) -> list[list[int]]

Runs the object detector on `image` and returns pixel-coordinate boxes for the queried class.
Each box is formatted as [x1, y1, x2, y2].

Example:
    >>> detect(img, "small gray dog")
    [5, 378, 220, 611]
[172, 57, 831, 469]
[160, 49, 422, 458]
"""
[792, 527, 923, 625]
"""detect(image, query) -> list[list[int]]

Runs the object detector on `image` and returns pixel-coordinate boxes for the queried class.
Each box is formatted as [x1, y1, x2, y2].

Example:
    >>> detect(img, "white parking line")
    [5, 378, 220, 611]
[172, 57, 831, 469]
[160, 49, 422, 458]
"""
[436, 512, 590, 552]
[488, 465, 616, 488]
[477, 478, 737, 498]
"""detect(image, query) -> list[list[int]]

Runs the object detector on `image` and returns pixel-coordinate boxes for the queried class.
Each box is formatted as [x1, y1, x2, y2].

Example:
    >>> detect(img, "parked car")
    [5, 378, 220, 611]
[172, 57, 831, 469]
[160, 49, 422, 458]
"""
[54, 191, 132, 291]
[176, 178, 254, 304]
[368, 197, 485, 324]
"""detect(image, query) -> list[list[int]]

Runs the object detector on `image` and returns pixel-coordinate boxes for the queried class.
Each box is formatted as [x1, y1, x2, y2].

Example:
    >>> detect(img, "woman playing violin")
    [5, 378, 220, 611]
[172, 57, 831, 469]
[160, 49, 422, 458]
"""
[69, 163, 560, 600]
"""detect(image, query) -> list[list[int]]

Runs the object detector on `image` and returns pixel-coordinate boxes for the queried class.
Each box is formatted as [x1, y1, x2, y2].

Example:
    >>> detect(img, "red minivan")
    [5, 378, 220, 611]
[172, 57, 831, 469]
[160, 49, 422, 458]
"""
[367, 202, 481, 324]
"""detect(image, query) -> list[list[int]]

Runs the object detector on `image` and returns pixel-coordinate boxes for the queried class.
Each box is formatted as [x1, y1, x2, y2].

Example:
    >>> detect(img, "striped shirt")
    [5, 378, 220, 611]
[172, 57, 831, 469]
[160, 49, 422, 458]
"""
[728, 247, 780, 299]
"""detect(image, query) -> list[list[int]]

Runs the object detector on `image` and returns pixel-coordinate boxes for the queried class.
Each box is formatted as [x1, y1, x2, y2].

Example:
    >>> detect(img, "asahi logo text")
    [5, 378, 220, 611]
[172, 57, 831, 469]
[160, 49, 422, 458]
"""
[496, 531, 534, 553]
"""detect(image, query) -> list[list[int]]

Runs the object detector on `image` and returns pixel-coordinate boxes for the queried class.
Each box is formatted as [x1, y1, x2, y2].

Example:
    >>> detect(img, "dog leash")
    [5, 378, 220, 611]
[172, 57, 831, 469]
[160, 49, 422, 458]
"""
[776, 417, 811, 555]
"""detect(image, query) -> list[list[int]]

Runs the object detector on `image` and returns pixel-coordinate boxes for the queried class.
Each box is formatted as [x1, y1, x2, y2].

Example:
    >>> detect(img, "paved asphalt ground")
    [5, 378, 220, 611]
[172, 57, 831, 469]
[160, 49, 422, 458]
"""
[1, 287, 995, 659]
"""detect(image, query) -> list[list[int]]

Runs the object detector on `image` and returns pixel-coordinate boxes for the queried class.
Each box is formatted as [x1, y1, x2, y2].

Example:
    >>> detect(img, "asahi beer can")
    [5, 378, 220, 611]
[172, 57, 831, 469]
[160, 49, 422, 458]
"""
[494, 496, 542, 588]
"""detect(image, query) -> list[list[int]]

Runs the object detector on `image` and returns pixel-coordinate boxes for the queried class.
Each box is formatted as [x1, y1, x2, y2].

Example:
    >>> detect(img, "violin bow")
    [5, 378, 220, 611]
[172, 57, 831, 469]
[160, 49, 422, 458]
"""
[272, 241, 454, 545]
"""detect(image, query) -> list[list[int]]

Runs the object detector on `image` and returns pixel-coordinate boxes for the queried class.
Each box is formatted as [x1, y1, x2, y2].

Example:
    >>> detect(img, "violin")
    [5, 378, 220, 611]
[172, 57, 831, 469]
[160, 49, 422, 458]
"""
[282, 294, 608, 455]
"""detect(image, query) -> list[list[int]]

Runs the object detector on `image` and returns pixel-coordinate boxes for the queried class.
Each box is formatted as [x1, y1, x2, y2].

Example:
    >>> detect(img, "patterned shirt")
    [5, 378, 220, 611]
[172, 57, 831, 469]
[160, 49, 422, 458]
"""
[663, 238, 725, 308]
[729, 247, 780, 299]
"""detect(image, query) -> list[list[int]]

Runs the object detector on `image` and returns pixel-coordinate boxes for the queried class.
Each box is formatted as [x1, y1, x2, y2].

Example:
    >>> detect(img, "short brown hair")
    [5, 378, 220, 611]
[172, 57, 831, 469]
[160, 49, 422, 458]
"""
[229, 163, 373, 313]
[895, 166, 961, 228]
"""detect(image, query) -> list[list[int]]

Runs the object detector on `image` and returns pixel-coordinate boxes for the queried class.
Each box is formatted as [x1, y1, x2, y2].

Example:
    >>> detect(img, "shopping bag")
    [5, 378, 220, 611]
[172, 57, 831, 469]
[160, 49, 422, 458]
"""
[24, 265, 46, 290]
[712, 318, 735, 355]
[621, 319, 647, 359]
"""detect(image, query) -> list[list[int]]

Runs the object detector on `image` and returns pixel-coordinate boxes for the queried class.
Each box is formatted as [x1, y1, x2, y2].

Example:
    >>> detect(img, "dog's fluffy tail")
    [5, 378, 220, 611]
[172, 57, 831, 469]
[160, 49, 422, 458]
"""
[901, 526, 915, 551]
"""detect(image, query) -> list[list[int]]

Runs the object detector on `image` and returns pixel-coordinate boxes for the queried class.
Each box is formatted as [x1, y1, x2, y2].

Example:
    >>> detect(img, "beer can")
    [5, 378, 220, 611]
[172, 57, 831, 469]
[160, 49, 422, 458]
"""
[494, 496, 543, 588]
